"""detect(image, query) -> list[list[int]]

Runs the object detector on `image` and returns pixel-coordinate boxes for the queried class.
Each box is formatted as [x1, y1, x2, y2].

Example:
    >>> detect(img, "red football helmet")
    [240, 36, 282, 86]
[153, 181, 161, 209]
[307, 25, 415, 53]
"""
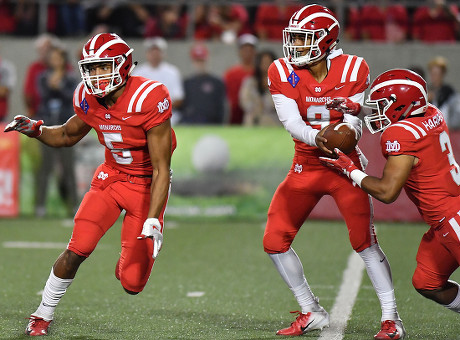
[78, 33, 135, 97]
[283, 4, 339, 66]
[365, 68, 428, 134]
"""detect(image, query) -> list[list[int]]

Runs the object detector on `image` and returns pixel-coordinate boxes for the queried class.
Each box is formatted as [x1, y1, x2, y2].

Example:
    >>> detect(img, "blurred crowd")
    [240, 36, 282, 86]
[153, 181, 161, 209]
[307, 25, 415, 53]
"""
[0, 0, 459, 43]
[1, 0, 460, 217]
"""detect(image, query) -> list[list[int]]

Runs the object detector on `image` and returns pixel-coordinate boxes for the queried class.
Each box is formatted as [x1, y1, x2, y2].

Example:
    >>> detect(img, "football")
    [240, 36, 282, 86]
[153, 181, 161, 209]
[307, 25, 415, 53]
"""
[321, 122, 357, 154]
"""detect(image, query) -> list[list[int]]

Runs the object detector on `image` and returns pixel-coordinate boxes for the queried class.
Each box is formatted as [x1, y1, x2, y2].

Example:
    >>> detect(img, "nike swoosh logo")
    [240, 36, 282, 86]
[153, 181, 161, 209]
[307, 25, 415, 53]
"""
[335, 85, 345, 90]
[122, 116, 132, 120]
[386, 331, 397, 339]
[300, 319, 315, 332]
[380, 257, 386, 263]
[443, 232, 449, 237]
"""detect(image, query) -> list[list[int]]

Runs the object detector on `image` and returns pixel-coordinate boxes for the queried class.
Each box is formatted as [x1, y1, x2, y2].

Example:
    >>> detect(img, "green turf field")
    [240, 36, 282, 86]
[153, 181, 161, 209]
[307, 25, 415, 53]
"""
[1, 218, 460, 339]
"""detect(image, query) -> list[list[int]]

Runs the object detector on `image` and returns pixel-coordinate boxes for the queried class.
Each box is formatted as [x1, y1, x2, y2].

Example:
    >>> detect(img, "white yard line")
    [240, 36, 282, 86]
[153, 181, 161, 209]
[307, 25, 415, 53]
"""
[3, 241, 69, 249]
[318, 251, 364, 340]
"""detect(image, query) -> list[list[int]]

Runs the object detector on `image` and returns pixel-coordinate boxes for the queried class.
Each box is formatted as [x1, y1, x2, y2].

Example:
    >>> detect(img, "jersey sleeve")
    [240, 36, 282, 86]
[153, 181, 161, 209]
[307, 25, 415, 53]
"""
[350, 58, 370, 96]
[72, 82, 88, 120]
[268, 59, 299, 100]
[380, 125, 418, 158]
[139, 83, 172, 132]
[267, 61, 284, 96]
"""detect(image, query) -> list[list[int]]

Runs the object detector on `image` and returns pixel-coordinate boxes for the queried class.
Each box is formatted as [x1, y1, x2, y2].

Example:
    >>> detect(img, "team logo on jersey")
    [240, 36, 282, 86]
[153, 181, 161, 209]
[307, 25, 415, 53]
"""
[80, 98, 89, 114]
[105, 113, 111, 120]
[294, 163, 303, 173]
[97, 171, 108, 180]
[385, 140, 401, 153]
[288, 71, 300, 88]
[157, 98, 170, 113]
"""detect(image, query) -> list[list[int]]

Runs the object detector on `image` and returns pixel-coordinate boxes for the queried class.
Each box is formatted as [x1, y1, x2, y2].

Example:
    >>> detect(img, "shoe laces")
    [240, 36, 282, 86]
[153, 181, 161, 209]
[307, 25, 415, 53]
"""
[26, 316, 49, 327]
[380, 320, 396, 332]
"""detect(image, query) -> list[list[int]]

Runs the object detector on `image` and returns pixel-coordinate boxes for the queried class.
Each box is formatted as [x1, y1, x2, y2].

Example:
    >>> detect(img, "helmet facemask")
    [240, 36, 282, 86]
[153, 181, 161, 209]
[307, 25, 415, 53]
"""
[283, 28, 334, 66]
[364, 96, 395, 134]
[79, 48, 133, 97]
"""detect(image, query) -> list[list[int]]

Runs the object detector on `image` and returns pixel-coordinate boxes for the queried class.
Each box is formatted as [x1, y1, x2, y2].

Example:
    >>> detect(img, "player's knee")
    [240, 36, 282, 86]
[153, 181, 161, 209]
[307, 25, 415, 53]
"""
[263, 231, 291, 253]
[412, 267, 444, 291]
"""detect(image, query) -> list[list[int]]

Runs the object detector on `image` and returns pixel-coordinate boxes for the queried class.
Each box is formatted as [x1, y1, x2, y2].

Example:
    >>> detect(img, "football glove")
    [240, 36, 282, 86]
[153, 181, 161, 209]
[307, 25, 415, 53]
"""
[326, 97, 361, 116]
[137, 218, 163, 259]
[319, 148, 359, 178]
[4, 115, 43, 137]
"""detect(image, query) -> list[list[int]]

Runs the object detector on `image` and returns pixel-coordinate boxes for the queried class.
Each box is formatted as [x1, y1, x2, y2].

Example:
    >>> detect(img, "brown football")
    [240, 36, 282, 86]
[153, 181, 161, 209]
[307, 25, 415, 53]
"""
[321, 122, 357, 154]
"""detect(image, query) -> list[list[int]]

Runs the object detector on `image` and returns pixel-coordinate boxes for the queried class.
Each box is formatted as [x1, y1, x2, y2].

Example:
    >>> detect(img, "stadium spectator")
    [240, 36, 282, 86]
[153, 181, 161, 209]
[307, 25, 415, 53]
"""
[0, 46, 17, 122]
[412, 0, 460, 43]
[132, 37, 184, 125]
[427, 56, 460, 129]
[192, 4, 216, 40]
[223, 33, 257, 125]
[344, 5, 361, 40]
[208, 4, 251, 44]
[5, 32, 176, 336]
[263, 4, 405, 339]
[254, 0, 302, 41]
[14, 0, 38, 36]
[23, 34, 62, 117]
[0, 0, 16, 34]
[84, 1, 148, 37]
[320, 68, 460, 324]
[359, 0, 409, 42]
[181, 43, 226, 125]
[56, 0, 86, 36]
[34, 46, 79, 217]
[144, 4, 187, 39]
[239, 50, 279, 126]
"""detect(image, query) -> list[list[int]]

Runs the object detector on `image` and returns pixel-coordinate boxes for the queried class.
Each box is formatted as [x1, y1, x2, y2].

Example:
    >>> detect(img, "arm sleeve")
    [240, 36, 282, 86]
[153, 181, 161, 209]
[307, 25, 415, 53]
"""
[272, 93, 319, 146]
[343, 90, 364, 140]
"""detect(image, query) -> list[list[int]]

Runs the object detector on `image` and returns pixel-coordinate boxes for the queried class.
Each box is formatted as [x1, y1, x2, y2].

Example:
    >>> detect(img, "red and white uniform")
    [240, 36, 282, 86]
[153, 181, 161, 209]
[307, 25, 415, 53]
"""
[381, 104, 460, 290]
[263, 49, 376, 254]
[69, 76, 176, 292]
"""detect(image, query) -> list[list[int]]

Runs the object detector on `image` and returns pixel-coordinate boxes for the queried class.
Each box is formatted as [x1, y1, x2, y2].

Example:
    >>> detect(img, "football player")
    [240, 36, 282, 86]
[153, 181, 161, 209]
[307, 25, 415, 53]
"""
[5, 33, 176, 336]
[263, 4, 405, 339]
[321, 69, 460, 321]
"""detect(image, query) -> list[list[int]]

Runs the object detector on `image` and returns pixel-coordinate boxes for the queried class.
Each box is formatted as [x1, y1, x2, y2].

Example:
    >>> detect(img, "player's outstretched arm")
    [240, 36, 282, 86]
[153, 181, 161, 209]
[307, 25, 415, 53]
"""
[326, 97, 361, 116]
[320, 149, 414, 203]
[38, 114, 92, 147]
[5, 114, 91, 147]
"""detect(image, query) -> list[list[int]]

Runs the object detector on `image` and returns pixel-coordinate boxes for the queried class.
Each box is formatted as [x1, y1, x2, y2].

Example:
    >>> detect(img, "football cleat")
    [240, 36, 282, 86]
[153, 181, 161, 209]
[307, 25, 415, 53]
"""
[25, 315, 51, 336]
[276, 309, 329, 336]
[374, 320, 406, 340]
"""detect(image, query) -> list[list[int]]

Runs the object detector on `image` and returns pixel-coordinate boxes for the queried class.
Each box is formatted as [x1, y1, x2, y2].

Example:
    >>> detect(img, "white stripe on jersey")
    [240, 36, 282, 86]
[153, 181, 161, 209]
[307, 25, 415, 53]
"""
[449, 217, 460, 241]
[74, 82, 85, 107]
[286, 60, 294, 74]
[341, 55, 353, 83]
[391, 121, 422, 139]
[135, 82, 163, 112]
[350, 57, 363, 82]
[400, 120, 427, 137]
[127, 80, 155, 113]
[274, 59, 288, 82]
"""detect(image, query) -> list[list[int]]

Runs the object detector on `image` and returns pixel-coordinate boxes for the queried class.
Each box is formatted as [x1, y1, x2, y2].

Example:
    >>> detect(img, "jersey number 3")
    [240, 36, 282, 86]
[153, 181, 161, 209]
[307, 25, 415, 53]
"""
[103, 132, 133, 165]
[440, 131, 460, 185]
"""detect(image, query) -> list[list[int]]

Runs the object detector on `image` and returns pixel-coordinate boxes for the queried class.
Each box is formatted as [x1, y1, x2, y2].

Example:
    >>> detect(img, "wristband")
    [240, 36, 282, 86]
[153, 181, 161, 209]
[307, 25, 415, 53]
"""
[350, 169, 368, 188]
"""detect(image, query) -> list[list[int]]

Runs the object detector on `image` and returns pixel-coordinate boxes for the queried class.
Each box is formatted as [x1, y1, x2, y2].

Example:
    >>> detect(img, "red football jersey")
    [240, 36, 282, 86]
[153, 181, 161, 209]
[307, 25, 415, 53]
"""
[73, 76, 177, 177]
[381, 104, 460, 226]
[268, 50, 369, 156]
